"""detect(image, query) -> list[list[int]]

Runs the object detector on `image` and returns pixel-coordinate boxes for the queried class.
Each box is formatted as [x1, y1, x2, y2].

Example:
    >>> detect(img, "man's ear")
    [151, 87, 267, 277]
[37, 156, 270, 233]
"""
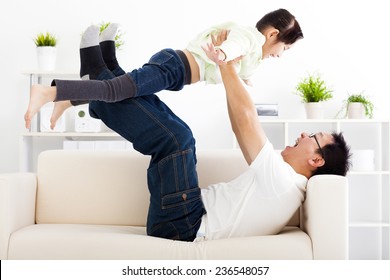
[308, 157, 325, 168]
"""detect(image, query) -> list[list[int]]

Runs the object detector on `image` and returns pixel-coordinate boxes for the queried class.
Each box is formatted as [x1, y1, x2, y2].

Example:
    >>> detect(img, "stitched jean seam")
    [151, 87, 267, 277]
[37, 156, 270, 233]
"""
[132, 98, 181, 152]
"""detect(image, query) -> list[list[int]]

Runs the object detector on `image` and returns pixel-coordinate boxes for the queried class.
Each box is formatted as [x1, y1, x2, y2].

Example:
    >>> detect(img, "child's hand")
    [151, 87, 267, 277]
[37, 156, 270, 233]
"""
[202, 42, 226, 65]
[202, 30, 229, 65]
[202, 30, 243, 65]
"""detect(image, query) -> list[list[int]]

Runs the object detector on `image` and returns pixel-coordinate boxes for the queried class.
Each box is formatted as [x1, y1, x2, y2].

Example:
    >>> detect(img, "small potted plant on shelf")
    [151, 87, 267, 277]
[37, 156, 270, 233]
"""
[33, 32, 57, 71]
[338, 92, 374, 119]
[294, 73, 333, 119]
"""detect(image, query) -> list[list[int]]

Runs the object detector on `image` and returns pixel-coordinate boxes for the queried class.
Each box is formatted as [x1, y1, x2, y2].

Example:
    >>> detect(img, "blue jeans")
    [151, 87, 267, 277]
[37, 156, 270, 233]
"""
[88, 49, 206, 241]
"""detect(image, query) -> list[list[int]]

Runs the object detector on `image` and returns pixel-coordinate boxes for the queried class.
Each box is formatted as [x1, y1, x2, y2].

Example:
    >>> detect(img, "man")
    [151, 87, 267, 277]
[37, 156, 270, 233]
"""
[198, 35, 351, 240]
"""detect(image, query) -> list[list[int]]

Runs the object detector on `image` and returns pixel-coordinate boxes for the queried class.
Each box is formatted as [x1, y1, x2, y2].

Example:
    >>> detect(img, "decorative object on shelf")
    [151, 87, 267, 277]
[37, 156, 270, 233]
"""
[33, 32, 57, 71]
[255, 103, 278, 119]
[337, 93, 374, 119]
[294, 73, 333, 119]
[75, 105, 103, 132]
[99, 21, 124, 50]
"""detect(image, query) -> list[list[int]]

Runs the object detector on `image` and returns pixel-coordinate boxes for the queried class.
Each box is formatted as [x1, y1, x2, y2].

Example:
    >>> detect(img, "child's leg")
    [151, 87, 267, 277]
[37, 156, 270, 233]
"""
[99, 23, 126, 77]
[53, 48, 187, 104]
[50, 100, 72, 130]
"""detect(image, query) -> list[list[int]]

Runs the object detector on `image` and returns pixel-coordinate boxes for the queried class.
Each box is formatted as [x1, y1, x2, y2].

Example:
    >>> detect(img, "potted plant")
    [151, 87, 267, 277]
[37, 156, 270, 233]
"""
[99, 22, 124, 50]
[338, 93, 374, 119]
[33, 32, 57, 71]
[295, 73, 333, 119]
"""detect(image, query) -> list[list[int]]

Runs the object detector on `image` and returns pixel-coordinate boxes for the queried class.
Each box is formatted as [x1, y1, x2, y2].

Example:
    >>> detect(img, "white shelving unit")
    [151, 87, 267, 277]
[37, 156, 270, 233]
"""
[21, 72, 390, 260]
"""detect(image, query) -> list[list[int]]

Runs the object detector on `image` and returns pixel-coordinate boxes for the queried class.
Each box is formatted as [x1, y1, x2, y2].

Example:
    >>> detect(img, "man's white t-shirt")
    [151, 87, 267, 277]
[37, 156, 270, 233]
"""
[198, 140, 307, 241]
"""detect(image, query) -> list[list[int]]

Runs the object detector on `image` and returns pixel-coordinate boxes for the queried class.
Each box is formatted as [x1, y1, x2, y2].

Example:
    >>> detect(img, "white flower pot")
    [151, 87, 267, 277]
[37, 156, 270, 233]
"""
[347, 102, 364, 119]
[304, 102, 324, 119]
[36, 46, 56, 71]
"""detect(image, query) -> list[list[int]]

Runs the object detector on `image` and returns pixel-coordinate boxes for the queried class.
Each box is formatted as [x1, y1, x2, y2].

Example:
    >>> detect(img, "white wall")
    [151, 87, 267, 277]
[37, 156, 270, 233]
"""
[1, 0, 389, 173]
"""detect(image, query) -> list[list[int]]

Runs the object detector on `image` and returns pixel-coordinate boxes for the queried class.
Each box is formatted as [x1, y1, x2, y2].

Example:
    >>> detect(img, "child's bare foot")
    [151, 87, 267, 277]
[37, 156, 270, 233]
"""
[24, 84, 57, 129]
[50, 100, 72, 129]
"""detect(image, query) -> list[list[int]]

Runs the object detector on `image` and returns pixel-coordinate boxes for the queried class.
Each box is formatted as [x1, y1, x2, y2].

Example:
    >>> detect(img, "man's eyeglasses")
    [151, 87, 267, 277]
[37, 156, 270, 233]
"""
[309, 133, 325, 158]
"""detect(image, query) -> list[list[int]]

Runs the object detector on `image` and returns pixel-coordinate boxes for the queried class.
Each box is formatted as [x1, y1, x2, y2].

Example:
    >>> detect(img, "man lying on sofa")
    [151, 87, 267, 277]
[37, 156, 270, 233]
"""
[24, 31, 351, 242]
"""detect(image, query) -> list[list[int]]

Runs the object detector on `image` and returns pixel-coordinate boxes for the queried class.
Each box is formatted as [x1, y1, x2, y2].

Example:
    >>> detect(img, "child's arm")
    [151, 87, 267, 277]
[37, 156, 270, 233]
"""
[216, 27, 252, 62]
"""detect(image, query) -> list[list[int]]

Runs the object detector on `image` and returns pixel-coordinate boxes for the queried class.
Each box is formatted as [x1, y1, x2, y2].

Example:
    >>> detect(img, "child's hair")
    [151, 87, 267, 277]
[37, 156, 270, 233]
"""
[256, 8, 304, 45]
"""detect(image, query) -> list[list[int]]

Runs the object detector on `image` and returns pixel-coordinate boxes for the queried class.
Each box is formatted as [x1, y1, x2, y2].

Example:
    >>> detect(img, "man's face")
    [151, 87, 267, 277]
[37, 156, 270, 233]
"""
[281, 132, 334, 164]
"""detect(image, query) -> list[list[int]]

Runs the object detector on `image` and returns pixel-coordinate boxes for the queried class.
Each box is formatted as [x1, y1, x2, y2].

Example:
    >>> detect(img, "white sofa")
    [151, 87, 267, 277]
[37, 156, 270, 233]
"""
[0, 149, 348, 260]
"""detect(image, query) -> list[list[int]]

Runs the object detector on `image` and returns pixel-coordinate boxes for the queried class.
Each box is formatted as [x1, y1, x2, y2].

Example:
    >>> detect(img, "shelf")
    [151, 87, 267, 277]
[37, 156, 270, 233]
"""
[258, 118, 390, 123]
[350, 222, 390, 228]
[22, 70, 78, 78]
[349, 171, 390, 175]
[22, 132, 120, 137]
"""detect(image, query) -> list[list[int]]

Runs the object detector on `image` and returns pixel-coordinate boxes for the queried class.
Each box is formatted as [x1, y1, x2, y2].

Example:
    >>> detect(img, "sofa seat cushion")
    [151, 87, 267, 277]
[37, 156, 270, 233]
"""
[8, 225, 312, 259]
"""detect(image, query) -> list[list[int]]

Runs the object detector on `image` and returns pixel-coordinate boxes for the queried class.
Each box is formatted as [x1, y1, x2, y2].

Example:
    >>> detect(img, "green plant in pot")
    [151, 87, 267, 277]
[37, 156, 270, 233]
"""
[33, 32, 57, 47]
[339, 93, 374, 119]
[33, 32, 58, 71]
[295, 73, 333, 119]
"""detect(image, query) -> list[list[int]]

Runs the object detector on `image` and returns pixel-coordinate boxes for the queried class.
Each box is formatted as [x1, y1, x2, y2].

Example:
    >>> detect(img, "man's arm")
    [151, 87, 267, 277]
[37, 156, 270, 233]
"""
[219, 63, 267, 165]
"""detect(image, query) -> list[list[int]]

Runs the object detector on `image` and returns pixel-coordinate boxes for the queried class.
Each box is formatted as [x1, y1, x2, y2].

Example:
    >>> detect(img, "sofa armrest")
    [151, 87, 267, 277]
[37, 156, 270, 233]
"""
[0, 173, 37, 259]
[301, 175, 349, 260]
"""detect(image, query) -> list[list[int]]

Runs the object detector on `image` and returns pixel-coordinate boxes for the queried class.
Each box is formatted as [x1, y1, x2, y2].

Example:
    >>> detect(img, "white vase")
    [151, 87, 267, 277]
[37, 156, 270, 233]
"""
[347, 102, 364, 119]
[36, 46, 56, 71]
[304, 102, 324, 119]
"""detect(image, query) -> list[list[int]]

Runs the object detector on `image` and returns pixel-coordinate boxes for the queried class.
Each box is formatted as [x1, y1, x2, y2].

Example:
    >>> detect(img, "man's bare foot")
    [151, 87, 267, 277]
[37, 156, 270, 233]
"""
[24, 84, 57, 129]
[50, 100, 72, 129]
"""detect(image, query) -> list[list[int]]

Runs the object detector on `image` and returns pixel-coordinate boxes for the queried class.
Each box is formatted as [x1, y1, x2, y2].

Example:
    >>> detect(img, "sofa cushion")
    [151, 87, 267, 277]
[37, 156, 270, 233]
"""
[36, 151, 151, 226]
[8, 224, 312, 259]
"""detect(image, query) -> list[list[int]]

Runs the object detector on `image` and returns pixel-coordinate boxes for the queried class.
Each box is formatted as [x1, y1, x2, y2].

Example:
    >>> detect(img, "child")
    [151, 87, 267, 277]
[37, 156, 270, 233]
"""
[25, 8, 303, 129]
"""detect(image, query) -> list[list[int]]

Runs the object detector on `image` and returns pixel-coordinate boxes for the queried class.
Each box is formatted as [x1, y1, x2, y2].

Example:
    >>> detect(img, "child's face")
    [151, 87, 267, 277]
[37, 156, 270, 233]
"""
[261, 27, 293, 59]
[262, 40, 292, 59]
